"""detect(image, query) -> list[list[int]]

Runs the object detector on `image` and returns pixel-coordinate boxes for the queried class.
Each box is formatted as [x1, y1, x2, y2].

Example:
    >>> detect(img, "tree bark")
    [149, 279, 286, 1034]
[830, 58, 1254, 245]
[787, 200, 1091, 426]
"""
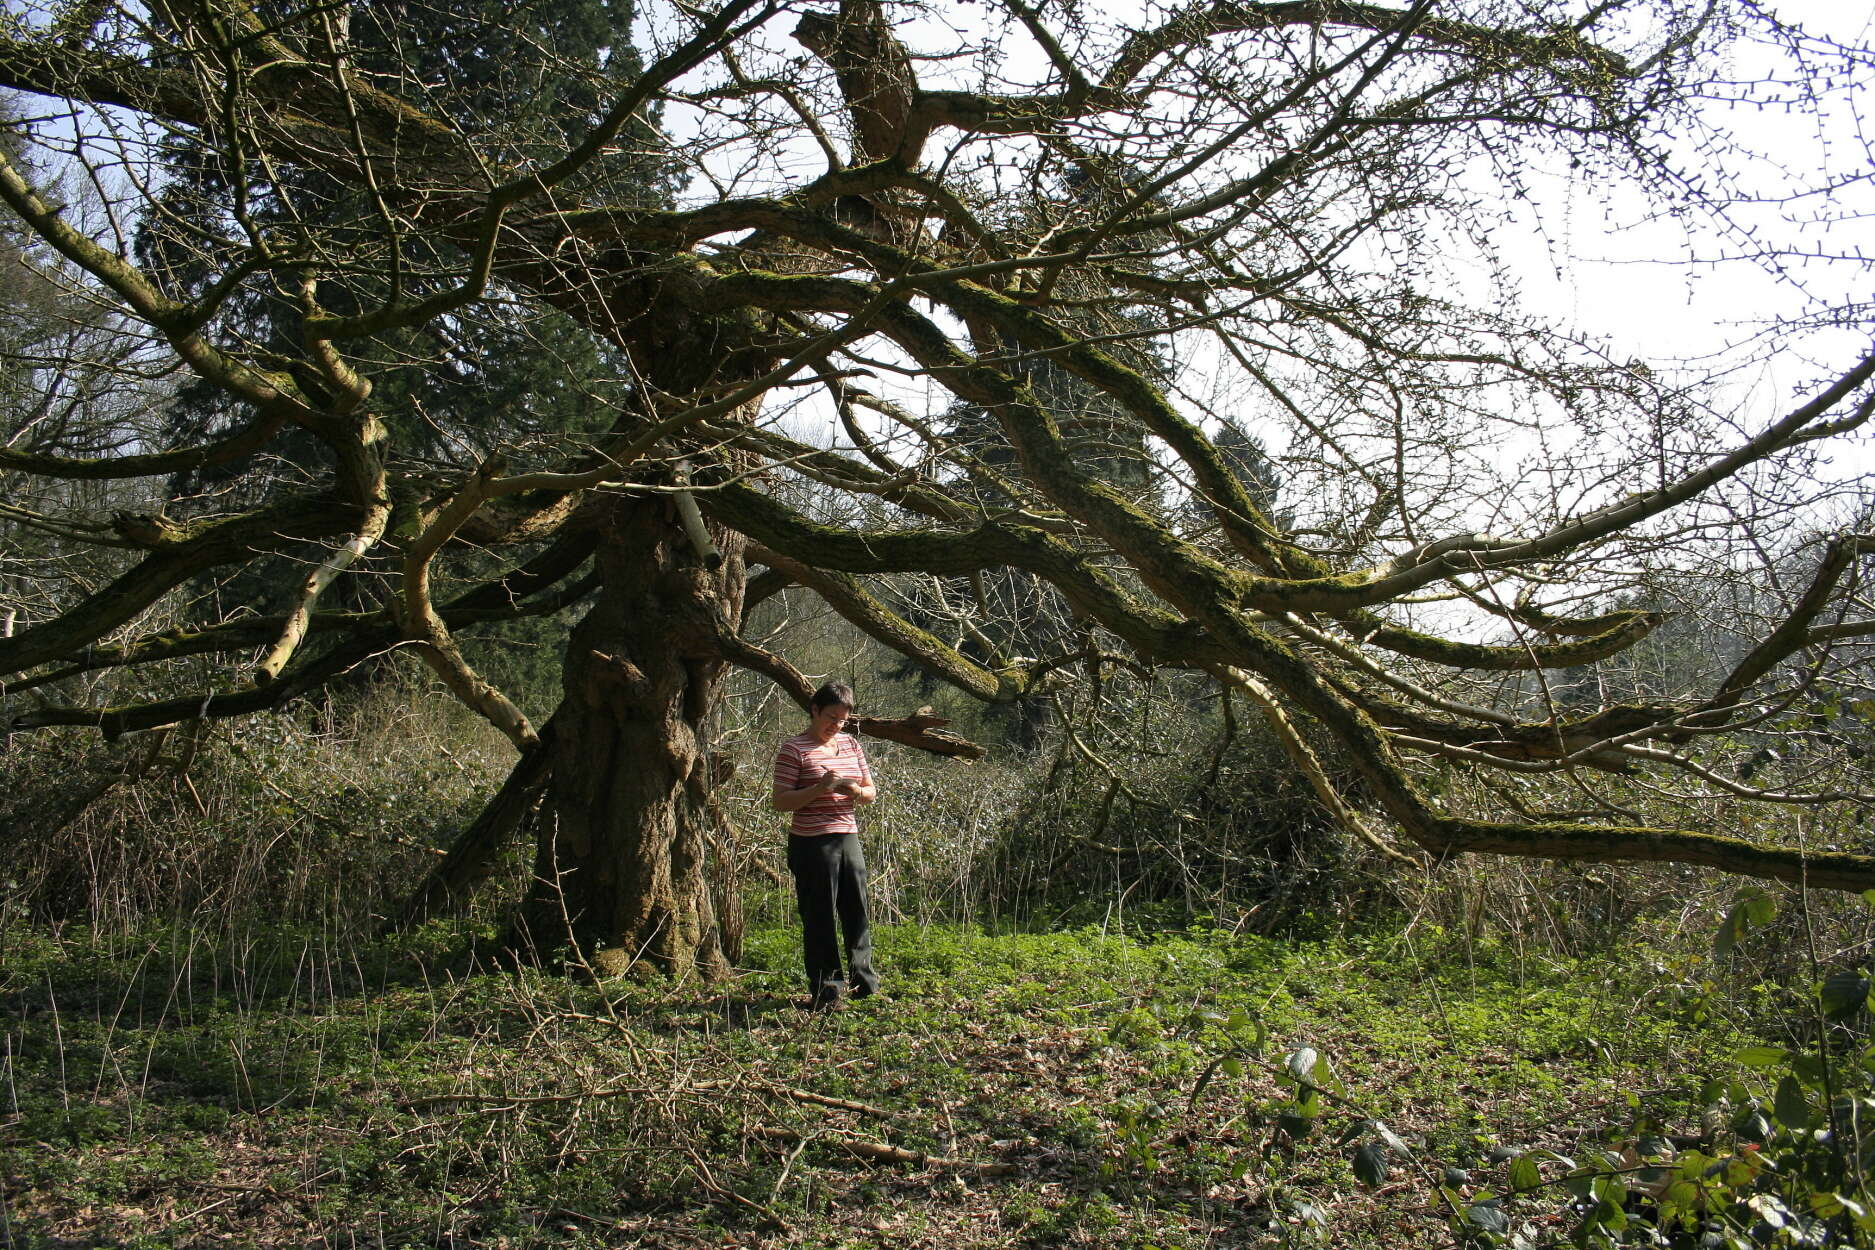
[515, 492, 743, 981]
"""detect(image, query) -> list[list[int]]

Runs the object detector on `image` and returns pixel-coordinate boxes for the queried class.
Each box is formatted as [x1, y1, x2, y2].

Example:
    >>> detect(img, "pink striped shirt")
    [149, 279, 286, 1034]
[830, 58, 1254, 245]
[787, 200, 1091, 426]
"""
[773, 731, 872, 836]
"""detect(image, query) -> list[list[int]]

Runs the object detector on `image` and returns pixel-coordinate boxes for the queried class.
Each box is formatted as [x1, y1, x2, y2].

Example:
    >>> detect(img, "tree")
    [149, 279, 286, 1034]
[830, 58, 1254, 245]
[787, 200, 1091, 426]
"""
[0, 0, 1872, 978]
[127, 0, 674, 717]
[0, 93, 174, 648]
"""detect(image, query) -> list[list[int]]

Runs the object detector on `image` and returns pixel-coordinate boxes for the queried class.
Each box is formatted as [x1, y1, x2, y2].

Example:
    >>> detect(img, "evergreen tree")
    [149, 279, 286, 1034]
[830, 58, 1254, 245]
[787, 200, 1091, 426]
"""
[126, 0, 674, 701]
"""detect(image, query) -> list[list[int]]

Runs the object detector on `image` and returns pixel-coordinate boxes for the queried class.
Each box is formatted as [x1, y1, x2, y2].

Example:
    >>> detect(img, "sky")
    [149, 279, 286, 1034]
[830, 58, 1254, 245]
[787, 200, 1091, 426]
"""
[17, 0, 1873, 498]
[1459, 2, 1874, 411]
[638, 0, 1875, 655]
[646, 0, 1875, 472]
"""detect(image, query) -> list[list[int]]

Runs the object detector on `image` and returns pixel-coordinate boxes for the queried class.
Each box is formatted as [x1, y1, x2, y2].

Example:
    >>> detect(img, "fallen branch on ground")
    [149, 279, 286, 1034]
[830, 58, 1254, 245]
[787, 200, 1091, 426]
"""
[749, 1124, 1017, 1175]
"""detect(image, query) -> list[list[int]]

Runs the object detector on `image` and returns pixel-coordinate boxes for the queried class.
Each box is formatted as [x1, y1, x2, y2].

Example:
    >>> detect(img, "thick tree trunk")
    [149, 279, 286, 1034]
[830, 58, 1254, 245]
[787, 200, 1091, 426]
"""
[516, 492, 744, 981]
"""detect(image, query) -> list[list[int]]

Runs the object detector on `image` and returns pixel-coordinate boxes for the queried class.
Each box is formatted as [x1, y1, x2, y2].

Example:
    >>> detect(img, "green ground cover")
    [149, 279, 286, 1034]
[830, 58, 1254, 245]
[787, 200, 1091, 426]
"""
[0, 917, 1822, 1248]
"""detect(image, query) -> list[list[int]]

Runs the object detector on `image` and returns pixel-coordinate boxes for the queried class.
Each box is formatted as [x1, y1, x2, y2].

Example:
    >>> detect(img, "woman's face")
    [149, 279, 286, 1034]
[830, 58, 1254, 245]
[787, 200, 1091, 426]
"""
[810, 701, 852, 740]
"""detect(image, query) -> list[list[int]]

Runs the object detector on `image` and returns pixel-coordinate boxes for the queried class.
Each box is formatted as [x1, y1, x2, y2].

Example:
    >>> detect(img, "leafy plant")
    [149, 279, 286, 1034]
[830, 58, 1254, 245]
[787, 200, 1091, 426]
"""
[1491, 889, 1875, 1248]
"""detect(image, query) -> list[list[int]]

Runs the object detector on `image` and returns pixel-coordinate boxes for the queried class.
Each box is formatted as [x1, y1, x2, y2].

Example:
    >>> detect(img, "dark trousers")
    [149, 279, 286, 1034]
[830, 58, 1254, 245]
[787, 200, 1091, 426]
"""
[787, 833, 878, 999]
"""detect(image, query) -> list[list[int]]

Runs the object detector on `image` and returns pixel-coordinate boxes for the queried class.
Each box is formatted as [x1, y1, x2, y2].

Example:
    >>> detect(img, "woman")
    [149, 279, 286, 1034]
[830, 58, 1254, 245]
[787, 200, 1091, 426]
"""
[771, 682, 879, 1010]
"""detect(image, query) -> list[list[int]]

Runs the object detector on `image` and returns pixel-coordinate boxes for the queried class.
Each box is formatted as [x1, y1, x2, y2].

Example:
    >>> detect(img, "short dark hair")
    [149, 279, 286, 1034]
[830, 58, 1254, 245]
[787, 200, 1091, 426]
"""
[810, 681, 856, 713]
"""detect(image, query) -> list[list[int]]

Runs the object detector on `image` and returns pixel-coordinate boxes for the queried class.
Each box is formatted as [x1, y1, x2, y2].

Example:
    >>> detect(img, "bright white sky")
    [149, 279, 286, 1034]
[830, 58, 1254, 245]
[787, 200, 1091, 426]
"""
[636, 0, 1875, 661]
[31, 0, 1868, 514]
[1503, 1, 1875, 412]
[649, 0, 1875, 480]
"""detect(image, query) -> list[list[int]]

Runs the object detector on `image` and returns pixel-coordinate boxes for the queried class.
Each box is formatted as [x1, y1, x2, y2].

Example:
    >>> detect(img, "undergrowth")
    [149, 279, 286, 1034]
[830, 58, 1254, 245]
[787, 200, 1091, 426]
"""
[1, 914, 1813, 1249]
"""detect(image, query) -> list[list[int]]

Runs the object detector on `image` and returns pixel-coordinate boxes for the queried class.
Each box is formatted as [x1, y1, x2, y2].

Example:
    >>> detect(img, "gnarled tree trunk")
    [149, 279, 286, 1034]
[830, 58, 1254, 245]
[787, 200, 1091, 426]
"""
[516, 491, 744, 981]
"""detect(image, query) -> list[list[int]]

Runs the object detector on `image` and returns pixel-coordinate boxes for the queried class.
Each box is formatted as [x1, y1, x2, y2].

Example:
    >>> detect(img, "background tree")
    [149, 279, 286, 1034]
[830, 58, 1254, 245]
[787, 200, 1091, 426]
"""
[0, 0, 1871, 981]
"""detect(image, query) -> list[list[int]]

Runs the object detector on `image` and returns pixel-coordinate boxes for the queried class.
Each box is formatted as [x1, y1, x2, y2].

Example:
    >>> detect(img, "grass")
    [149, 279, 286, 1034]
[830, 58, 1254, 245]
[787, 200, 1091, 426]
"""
[0, 915, 1762, 1248]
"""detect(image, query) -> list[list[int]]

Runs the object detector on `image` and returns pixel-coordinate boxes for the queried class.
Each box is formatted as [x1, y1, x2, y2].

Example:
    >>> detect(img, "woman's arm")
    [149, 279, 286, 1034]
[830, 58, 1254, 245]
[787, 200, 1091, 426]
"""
[773, 774, 839, 811]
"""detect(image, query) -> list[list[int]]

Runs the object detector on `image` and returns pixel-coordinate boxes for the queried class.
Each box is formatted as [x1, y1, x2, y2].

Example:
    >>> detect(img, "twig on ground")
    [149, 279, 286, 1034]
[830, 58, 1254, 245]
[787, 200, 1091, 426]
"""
[749, 1124, 1017, 1175]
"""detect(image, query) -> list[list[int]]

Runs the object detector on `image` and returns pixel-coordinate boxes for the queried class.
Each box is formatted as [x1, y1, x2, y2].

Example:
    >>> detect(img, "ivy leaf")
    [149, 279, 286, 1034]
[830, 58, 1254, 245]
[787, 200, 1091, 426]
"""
[1662, 1178, 1700, 1215]
[1734, 1045, 1791, 1069]
[1336, 1118, 1375, 1148]
[1744, 891, 1776, 927]
[1373, 1121, 1413, 1157]
[1715, 890, 1776, 958]
[1733, 1109, 1773, 1143]
[1287, 1198, 1325, 1229]
[1773, 1075, 1810, 1130]
[1277, 1110, 1316, 1138]
[1749, 1192, 1794, 1229]
[1466, 1200, 1510, 1234]
[1821, 970, 1870, 1020]
[1352, 1141, 1390, 1189]
[1791, 1053, 1828, 1084]
[1339, 1117, 1411, 1156]
[1713, 902, 1748, 959]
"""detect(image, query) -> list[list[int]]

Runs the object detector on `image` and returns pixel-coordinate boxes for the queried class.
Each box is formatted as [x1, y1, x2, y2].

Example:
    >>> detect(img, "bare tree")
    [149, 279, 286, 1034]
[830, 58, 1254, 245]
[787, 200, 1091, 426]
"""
[0, 0, 1871, 977]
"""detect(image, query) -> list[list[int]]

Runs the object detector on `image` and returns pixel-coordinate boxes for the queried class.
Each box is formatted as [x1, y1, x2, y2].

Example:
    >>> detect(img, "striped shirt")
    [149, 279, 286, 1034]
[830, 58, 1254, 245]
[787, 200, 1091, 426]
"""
[773, 731, 873, 836]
